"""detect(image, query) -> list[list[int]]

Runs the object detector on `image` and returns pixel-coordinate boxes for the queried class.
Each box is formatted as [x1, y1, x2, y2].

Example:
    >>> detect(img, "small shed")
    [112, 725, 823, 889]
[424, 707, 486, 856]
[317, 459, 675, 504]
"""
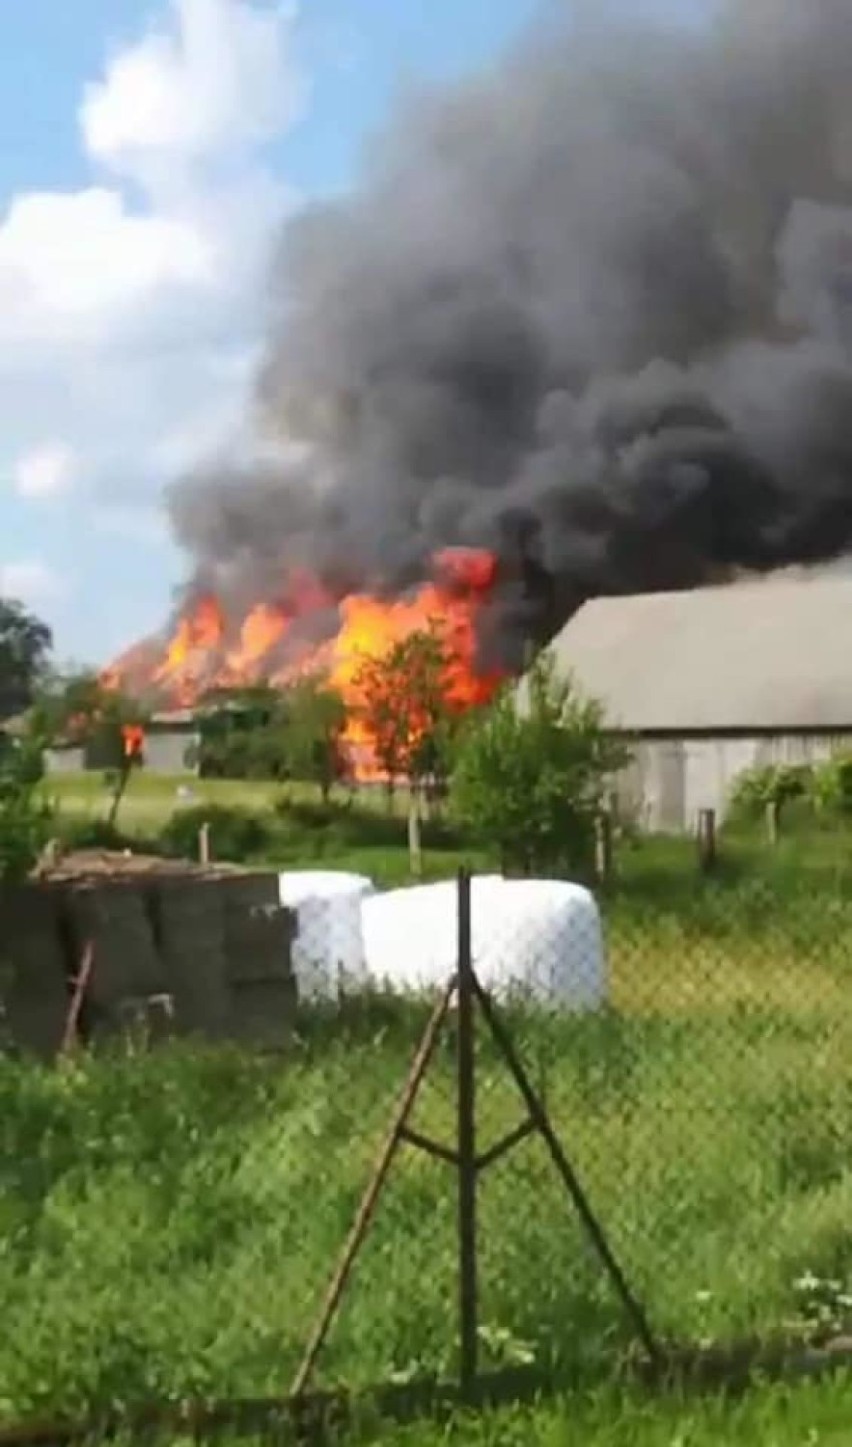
[537, 574, 852, 833]
[144, 710, 202, 775]
[44, 742, 86, 775]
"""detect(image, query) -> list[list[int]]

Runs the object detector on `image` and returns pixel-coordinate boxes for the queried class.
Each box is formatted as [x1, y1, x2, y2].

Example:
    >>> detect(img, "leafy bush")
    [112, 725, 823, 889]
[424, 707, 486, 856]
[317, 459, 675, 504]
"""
[273, 792, 465, 853]
[730, 764, 813, 819]
[452, 653, 628, 876]
[0, 735, 53, 880]
[812, 755, 852, 815]
[158, 803, 273, 863]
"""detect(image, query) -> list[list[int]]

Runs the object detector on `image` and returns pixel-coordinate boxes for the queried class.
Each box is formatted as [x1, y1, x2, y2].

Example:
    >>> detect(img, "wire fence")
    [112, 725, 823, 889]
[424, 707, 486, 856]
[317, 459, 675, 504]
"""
[2, 866, 852, 1437]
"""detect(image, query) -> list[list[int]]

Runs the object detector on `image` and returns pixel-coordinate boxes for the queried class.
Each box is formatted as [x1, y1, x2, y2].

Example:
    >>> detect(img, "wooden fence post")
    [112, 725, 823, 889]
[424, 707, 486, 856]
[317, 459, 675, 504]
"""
[594, 810, 613, 885]
[696, 808, 717, 873]
[407, 792, 423, 878]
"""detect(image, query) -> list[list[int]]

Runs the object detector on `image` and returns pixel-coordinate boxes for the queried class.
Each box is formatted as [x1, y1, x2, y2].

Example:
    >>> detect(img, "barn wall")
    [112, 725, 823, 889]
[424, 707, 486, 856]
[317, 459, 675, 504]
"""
[613, 732, 852, 834]
[143, 730, 200, 775]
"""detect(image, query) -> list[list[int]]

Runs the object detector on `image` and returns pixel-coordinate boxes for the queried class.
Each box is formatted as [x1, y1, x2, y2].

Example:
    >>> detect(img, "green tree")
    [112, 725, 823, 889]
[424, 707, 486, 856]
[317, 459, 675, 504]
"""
[197, 686, 290, 780]
[452, 652, 629, 876]
[284, 678, 348, 801]
[0, 597, 52, 722]
[730, 762, 812, 828]
[29, 671, 144, 769]
[0, 733, 53, 880]
[0, 600, 54, 877]
[351, 627, 456, 800]
[812, 755, 852, 816]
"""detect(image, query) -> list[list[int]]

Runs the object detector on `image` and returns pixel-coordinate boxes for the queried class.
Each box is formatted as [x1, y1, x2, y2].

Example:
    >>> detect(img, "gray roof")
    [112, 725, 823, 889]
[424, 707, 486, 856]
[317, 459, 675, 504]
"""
[149, 709, 200, 728]
[542, 575, 852, 733]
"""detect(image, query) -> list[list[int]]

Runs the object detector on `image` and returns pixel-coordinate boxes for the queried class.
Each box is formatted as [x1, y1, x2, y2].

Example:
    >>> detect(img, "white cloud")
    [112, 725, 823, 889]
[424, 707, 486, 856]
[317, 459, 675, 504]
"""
[0, 560, 65, 607]
[0, 0, 302, 545]
[82, 0, 303, 186]
[13, 442, 78, 500]
[0, 189, 214, 348]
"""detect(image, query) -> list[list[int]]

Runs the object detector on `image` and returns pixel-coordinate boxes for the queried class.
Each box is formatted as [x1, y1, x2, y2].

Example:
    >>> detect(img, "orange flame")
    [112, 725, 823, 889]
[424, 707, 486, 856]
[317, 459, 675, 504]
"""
[121, 723, 145, 759]
[104, 549, 503, 778]
[152, 594, 224, 697]
[321, 551, 501, 777]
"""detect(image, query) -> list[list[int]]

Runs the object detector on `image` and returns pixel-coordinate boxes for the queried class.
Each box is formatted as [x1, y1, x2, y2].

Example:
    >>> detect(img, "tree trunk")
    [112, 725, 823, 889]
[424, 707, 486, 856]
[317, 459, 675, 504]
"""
[407, 788, 423, 878]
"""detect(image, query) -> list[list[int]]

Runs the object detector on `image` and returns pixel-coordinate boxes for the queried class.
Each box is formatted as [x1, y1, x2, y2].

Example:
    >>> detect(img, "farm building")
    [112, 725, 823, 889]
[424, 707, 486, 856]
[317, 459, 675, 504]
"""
[42, 710, 202, 777]
[43, 741, 86, 775]
[538, 574, 852, 833]
[142, 710, 202, 774]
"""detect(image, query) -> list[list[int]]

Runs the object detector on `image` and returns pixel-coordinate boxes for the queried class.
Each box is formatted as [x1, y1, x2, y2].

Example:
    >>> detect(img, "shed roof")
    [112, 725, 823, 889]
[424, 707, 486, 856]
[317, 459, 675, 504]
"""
[149, 709, 199, 728]
[542, 574, 852, 734]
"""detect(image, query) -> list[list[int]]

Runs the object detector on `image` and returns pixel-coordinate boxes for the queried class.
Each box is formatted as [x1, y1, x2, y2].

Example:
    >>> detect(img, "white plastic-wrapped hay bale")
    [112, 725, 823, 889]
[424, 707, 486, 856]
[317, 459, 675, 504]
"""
[361, 875, 605, 1011]
[278, 870, 375, 1001]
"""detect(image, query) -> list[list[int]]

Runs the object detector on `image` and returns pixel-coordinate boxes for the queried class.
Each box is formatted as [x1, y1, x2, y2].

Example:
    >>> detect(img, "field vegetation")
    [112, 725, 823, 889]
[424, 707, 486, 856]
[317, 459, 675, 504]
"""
[4, 601, 852, 1439]
[3, 766, 852, 1430]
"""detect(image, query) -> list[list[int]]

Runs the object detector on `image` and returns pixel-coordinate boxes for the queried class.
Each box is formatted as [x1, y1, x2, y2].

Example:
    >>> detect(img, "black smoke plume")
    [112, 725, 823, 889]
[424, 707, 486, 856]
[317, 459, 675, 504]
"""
[168, 0, 852, 669]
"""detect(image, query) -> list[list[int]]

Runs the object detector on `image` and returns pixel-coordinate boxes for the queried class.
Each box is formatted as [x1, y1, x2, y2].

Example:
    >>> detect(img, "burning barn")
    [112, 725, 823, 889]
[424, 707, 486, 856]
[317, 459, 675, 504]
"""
[105, 3, 852, 762]
[159, 1, 852, 669]
[103, 549, 506, 780]
[541, 573, 852, 833]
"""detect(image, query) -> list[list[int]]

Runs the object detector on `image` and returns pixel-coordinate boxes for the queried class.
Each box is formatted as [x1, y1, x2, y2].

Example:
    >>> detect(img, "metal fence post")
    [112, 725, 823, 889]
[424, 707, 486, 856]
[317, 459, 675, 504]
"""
[456, 867, 478, 1398]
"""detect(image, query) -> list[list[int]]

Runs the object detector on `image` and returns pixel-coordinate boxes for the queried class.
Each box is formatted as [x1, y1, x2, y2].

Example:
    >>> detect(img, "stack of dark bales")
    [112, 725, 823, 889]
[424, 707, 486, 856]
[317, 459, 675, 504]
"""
[0, 851, 297, 1060]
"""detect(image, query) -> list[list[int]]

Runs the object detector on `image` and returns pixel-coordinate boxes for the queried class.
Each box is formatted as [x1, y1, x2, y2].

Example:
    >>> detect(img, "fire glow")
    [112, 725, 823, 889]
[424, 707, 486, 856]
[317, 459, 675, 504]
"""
[121, 724, 145, 760]
[104, 549, 505, 777]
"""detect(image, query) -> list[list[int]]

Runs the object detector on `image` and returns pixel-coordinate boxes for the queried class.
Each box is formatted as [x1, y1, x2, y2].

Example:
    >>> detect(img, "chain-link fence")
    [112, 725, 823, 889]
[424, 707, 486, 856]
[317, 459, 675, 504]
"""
[2, 864, 852, 1436]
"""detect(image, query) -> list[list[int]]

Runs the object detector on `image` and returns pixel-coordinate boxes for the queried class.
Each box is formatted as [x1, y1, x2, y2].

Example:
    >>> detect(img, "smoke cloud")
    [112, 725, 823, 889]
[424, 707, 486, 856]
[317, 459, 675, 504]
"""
[168, 0, 852, 667]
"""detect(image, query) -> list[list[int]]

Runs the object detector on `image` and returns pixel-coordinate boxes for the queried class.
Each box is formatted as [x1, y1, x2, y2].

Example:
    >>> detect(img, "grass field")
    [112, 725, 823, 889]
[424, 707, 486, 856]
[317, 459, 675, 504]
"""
[55, 1378, 852, 1445]
[43, 770, 289, 825]
[380, 1378, 852, 1445]
[6, 770, 852, 1435]
[41, 765, 852, 891]
[41, 770, 487, 884]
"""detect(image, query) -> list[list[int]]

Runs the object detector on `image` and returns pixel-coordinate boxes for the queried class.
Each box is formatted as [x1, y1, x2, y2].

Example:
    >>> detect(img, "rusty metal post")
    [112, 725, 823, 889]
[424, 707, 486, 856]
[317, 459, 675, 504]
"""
[60, 940, 94, 1056]
[291, 979, 456, 1399]
[456, 868, 478, 1397]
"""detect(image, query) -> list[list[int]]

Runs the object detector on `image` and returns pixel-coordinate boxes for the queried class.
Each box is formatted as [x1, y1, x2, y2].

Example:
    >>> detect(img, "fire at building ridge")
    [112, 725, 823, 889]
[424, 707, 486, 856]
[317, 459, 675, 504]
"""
[102, 548, 507, 776]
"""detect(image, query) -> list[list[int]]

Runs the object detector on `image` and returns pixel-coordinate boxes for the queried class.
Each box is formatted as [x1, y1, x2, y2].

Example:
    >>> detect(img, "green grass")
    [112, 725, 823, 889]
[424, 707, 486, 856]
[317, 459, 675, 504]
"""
[3, 901, 852, 1421]
[376, 1378, 852, 1446]
[74, 1377, 852, 1445]
[42, 766, 852, 897]
[42, 770, 489, 883]
[9, 769, 852, 1436]
[42, 771, 296, 830]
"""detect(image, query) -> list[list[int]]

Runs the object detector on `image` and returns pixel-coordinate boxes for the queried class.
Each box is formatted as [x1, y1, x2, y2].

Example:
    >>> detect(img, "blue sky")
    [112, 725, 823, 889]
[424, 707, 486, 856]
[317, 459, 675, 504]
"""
[0, 0, 699, 669]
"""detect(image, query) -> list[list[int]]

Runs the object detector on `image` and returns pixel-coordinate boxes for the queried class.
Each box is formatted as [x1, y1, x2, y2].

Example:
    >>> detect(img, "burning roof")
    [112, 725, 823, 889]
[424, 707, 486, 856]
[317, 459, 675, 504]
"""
[103, 548, 506, 773]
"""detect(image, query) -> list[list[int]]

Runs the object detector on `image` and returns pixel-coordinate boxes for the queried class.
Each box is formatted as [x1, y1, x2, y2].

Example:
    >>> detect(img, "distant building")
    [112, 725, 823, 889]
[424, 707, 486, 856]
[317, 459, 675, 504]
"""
[43, 742, 86, 775]
[535, 575, 852, 833]
[142, 710, 202, 775]
[42, 710, 202, 777]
